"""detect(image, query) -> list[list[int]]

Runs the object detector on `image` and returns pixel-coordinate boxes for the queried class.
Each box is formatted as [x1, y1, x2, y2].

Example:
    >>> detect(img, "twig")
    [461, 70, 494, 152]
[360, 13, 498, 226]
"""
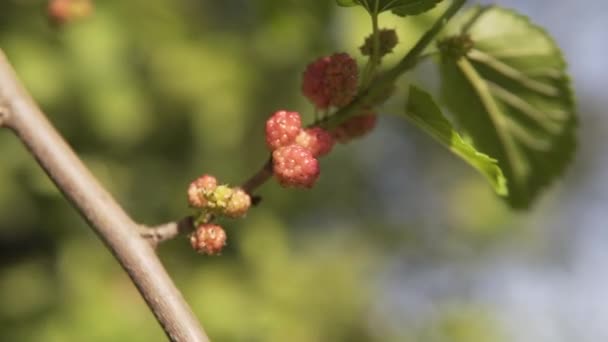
[143, 0, 468, 245]
[0, 50, 209, 342]
[140, 216, 196, 248]
[323, 0, 468, 129]
[143, 157, 274, 245]
[241, 157, 273, 193]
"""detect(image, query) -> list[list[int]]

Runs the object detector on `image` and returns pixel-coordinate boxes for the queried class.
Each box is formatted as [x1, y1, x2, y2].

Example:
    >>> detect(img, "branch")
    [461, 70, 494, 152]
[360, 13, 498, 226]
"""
[143, 0, 468, 245]
[241, 157, 273, 194]
[142, 158, 274, 244]
[323, 0, 467, 128]
[0, 50, 209, 342]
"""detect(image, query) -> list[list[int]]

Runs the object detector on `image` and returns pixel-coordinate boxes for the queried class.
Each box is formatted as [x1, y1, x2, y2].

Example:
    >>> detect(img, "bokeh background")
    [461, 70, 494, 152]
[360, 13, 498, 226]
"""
[0, 0, 605, 341]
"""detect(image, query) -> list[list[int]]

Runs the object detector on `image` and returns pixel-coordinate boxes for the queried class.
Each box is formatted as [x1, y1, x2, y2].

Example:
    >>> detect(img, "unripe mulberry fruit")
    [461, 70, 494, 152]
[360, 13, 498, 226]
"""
[187, 174, 218, 208]
[302, 53, 358, 109]
[332, 112, 378, 143]
[360, 29, 399, 57]
[225, 188, 251, 218]
[295, 127, 335, 157]
[48, 0, 93, 25]
[205, 185, 234, 212]
[190, 224, 227, 255]
[265, 110, 302, 151]
[48, 0, 70, 24]
[272, 145, 320, 188]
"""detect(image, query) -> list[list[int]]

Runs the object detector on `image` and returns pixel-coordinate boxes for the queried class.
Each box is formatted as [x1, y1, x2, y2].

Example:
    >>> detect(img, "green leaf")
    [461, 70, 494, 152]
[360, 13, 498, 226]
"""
[336, 0, 358, 6]
[336, 0, 443, 16]
[391, 0, 443, 16]
[438, 7, 577, 209]
[404, 86, 508, 196]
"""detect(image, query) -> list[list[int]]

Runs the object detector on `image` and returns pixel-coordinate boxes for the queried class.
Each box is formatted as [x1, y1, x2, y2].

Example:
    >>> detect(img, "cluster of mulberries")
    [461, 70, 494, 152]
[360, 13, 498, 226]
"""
[187, 174, 251, 255]
[186, 45, 396, 256]
[187, 175, 251, 218]
[265, 110, 335, 188]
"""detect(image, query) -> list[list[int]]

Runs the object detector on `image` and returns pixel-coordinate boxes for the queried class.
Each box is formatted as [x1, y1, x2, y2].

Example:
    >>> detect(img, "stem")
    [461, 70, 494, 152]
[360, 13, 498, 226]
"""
[0, 50, 209, 342]
[389, 0, 466, 78]
[146, 158, 274, 244]
[360, 9, 381, 88]
[417, 50, 440, 62]
[145, 0, 468, 245]
[140, 216, 196, 248]
[324, 0, 467, 129]
[241, 157, 273, 194]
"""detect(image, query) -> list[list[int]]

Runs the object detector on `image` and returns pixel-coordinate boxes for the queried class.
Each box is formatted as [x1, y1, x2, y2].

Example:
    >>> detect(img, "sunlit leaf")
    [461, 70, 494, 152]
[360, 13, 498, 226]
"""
[404, 86, 508, 196]
[438, 6, 576, 208]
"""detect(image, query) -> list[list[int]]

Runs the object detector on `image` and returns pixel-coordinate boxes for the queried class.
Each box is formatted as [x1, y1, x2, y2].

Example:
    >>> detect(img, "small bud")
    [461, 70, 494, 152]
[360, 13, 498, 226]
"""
[190, 224, 227, 255]
[187, 174, 218, 208]
[438, 34, 474, 60]
[225, 189, 251, 218]
[360, 29, 398, 57]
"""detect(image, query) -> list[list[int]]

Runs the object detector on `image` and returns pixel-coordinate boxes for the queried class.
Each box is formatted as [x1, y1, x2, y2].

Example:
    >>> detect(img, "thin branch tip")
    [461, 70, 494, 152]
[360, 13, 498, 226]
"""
[142, 216, 196, 246]
[241, 157, 273, 194]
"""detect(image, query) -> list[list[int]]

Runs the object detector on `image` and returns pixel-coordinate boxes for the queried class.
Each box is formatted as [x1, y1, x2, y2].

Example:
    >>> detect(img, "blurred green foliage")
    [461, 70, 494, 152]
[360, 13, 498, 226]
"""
[0, 1, 516, 341]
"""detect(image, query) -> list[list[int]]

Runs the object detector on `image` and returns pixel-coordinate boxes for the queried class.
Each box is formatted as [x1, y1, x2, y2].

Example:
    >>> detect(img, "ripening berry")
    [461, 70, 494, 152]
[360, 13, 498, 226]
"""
[324, 53, 359, 107]
[295, 127, 335, 157]
[272, 145, 320, 188]
[332, 112, 378, 144]
[48, 0, 70, 24]
[265, 110, 303, 151]
[302, 56, 331, 109]
[190, 224, 227, 255]
[187, 174, 218, 208]
[48, 0, 93, 25]
[225, 188, 251, 218]
[302, 53, 358, 109]
[360, 29, 399, 57]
